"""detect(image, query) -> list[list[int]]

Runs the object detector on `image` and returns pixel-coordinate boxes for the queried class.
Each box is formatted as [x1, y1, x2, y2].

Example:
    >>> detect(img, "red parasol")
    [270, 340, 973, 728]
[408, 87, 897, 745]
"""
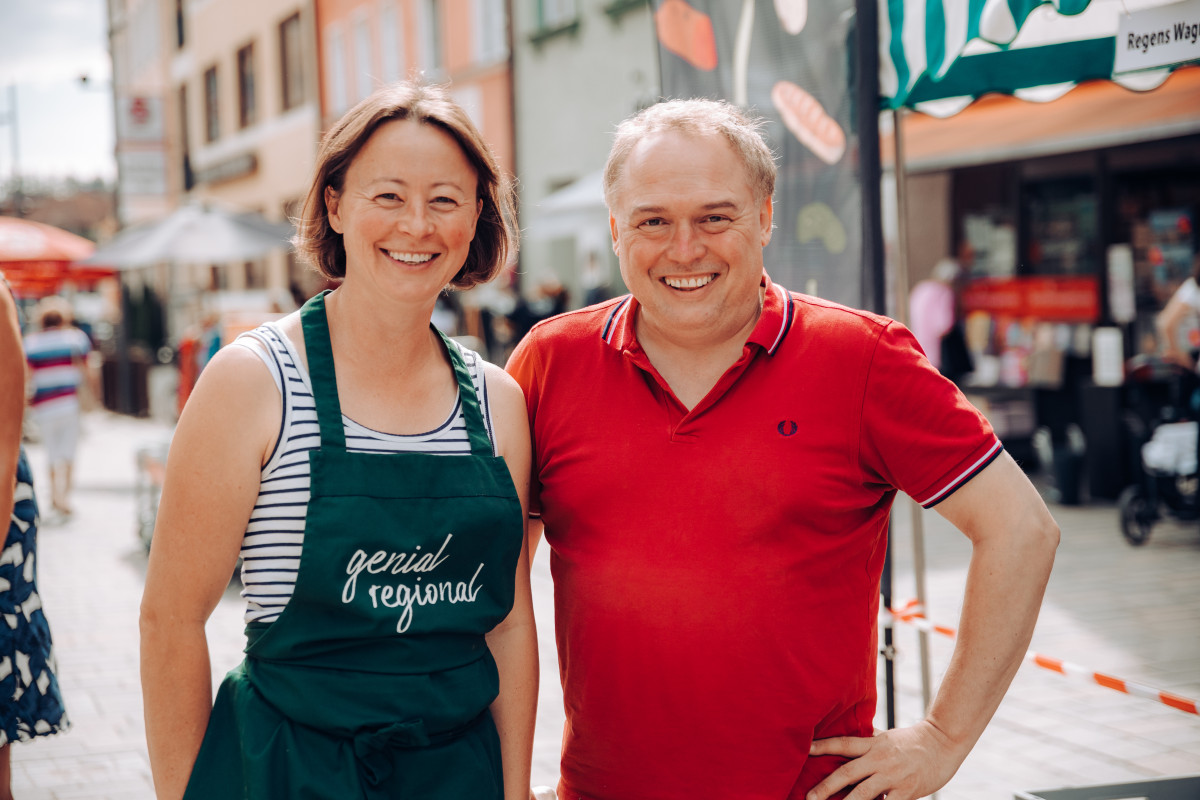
[0, 216, 113, 298]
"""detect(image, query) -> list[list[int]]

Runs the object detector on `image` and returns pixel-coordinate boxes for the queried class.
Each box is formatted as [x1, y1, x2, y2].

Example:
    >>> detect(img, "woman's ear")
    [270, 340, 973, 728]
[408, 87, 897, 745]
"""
[325, 187, 343, 234]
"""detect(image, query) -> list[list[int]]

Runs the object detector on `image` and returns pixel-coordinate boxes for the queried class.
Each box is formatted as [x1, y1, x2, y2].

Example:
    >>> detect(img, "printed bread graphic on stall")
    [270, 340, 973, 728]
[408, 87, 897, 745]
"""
[771, 80, 845, 165]
[654, 0, 718, 70]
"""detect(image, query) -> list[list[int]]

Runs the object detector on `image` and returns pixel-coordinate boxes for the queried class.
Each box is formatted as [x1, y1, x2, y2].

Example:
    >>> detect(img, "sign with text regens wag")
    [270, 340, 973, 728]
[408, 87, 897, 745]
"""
[1115, 0, 1200, 73]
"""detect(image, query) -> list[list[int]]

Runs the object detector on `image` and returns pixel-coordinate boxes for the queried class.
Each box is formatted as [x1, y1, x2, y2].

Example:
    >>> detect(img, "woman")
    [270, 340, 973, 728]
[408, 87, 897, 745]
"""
[1, 276, 69, 799]
[140, 82, 537, 799]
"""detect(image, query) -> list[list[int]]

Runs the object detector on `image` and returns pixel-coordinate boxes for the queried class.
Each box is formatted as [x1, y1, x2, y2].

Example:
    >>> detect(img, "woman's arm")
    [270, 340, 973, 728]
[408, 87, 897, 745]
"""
[0, 285, 23, 521]
[140, 343, 279, 799]
[1157, 286, 1196, 367]
[481, 362, 539, 800]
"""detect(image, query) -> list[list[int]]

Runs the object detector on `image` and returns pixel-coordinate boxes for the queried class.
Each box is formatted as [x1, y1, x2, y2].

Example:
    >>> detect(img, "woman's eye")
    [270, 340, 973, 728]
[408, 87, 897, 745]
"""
[377, 193, 401, 202]
[432, 196, 458, 206]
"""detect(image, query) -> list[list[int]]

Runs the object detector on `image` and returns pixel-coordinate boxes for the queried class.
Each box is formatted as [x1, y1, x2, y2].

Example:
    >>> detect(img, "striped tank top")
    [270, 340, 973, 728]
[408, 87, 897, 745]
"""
[232, 322, 496, 624]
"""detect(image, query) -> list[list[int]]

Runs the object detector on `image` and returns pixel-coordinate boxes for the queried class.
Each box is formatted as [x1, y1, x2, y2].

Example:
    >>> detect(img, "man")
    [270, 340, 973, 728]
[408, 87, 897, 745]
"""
[506, 100, 1059, 800]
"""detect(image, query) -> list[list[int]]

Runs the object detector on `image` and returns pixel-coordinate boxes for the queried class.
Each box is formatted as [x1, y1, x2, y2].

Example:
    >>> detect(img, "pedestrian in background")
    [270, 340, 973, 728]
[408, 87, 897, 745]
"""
[909, 255, 973, 384]
[1156, 253, 1200, 369]
[506, 99, 1060, 800]
[22, 296, 93, 518]
[1, 275, 70, 800]
[139, 81, 536, 800]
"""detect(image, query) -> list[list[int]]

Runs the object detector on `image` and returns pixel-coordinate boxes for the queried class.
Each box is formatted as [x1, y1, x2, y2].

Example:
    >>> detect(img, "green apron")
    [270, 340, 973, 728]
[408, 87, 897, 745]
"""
[183, 292, 524, 799]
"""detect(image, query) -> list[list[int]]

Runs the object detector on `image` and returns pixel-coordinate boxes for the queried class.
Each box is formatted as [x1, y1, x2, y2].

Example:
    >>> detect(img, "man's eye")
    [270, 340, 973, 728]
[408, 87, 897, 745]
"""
[705, 215, 730, 224]
[640, 218, 665, 228]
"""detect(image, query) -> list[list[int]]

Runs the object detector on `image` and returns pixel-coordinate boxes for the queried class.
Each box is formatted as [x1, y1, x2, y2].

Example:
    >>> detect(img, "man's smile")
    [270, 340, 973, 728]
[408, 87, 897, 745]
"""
[663, 273, 716, 290]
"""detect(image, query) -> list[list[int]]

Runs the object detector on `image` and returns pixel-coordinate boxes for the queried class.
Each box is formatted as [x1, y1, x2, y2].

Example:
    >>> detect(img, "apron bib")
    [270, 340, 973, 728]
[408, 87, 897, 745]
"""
[184, 292, 524, 799]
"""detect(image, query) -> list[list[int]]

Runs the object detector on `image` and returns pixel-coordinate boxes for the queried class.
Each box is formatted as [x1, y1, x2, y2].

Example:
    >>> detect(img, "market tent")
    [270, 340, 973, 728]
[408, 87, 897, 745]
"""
[526, 171, 608, 241]
[82, 202, 294, 269]
[882, 0, 1193, 115]
[887, 64, 1200, 171]
[0, 216, 112, 298]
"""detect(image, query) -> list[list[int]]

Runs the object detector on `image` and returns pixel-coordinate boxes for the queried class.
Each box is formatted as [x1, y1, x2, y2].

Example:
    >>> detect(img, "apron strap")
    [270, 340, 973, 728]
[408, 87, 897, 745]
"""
[300, 291, 347, 450]
[433, 327, 493, 457]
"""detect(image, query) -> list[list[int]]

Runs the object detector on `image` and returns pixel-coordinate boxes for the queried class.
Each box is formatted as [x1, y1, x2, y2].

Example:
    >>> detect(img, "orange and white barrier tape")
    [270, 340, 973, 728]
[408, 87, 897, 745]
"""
[883, 599, 1199, 717]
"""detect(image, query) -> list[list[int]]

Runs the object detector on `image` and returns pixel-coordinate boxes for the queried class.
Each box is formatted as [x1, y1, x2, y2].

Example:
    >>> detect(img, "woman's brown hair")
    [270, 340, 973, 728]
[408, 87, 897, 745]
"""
[293, 81, 516, 289]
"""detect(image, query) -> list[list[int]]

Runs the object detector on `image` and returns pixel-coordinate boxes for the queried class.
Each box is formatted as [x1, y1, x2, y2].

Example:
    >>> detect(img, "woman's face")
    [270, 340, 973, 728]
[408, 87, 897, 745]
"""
[326, 119, 482, 302]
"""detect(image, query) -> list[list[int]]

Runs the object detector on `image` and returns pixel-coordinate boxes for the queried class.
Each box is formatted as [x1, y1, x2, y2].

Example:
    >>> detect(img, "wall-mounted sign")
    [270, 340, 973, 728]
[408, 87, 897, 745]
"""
[195, 152, 258, 186]
[117, 95, 164, 142]
[1115, 0, 1200, 73]
[118, 149, 168, 196]
[962, 276, 1101, 323]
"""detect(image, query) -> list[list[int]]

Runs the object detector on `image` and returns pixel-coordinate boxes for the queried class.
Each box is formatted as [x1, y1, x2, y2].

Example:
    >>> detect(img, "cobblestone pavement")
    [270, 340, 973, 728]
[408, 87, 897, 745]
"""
[9, 411, 1200, 799]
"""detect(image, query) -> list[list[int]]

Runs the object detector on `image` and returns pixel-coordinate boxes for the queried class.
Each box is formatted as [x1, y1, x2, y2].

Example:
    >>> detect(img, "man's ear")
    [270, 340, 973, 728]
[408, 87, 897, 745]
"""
[325, 187, 343, 234]
[759, 196, 774, 247]
[610, 214, 620, 254]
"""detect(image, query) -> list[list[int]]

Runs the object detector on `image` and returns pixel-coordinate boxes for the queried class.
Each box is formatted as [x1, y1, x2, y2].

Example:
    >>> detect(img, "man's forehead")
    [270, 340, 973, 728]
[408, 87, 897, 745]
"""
[615, 130, 754, 206]
[626, 127, 730, 164]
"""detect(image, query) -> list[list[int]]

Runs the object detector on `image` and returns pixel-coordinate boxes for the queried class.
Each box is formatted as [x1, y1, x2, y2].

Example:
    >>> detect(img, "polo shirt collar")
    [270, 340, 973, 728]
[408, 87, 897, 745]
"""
[600, 270, 795, 356]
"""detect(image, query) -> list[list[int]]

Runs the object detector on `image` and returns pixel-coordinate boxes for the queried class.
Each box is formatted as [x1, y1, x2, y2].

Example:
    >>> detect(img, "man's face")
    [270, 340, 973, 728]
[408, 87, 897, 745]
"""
[609, 128, 773, 349]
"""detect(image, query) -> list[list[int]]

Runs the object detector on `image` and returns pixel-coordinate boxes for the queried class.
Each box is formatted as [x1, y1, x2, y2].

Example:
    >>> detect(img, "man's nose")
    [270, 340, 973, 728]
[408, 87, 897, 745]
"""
[666, 222, 704, 263]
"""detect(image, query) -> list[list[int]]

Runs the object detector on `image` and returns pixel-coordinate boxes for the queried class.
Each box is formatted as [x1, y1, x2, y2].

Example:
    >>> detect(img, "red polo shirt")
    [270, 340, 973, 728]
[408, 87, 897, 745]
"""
[506, 273, 999, 800]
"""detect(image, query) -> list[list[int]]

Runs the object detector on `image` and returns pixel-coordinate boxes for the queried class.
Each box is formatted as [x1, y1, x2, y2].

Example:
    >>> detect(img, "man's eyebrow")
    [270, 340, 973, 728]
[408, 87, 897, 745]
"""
[629, 200, 739, 215]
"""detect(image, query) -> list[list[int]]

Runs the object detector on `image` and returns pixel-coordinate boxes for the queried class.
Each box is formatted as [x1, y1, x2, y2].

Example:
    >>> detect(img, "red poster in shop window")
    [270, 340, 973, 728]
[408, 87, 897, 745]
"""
[962, 276, 1100, 323]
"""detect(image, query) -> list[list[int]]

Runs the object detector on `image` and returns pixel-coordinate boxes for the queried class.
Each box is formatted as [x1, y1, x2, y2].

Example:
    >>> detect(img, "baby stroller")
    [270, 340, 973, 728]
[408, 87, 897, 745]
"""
[1117, 356, 1200, 546]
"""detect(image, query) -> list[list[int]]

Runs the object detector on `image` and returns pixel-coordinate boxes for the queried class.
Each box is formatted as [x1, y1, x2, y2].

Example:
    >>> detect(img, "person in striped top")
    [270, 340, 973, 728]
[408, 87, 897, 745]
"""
[22, 296, 92, 517]
[140, 81, 537, 800]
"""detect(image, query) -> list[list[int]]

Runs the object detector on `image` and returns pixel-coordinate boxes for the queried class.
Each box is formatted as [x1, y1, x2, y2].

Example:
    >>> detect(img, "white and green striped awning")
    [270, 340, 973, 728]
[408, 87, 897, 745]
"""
[881, 0, 1196, 115]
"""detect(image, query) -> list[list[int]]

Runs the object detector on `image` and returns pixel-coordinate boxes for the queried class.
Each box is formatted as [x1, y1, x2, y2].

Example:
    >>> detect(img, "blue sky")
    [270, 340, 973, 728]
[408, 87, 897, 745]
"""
[0, 0, 116, 182]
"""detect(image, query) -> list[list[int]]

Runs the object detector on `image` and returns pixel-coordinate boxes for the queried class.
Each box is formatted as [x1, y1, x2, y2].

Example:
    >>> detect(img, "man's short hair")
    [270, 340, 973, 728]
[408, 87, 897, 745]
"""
[603, 99, 777, 209]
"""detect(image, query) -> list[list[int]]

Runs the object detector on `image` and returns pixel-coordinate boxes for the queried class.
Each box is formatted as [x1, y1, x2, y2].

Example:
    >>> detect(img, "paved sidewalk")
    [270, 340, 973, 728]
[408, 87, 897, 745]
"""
[9, 410, 1200, 798]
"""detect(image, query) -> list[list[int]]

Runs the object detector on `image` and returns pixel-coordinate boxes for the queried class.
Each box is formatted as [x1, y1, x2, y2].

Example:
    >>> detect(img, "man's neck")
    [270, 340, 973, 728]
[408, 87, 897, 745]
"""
[634, 289, 763, 411]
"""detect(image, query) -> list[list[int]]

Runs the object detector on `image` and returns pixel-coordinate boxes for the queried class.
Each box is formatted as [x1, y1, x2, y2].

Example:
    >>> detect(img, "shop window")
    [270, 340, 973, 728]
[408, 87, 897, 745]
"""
[175, 0, 186, 49]
[1022, 176, 1098, 276]
[417, 0, 443, 75]
[279, 13, 305, 111]
[203, 65, 219, 143]
[237, 42, 257, 129]
[324, 22, 349, 115]
[353, 11, 374, 102]
[533, 0, 579, 40]
[474, 0, 508, 64]
[178, 83, 193, 190]
[244, 259, 267, 290]
[380, 1, 404, 83]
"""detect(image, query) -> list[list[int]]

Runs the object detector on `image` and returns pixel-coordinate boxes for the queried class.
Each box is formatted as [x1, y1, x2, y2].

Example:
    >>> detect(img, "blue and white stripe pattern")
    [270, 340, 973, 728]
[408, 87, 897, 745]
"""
[233, 323, 495, 624]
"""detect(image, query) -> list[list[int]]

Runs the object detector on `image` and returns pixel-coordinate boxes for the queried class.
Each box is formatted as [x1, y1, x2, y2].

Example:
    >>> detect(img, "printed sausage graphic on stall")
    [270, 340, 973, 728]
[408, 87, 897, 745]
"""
[654, 0, 719, 71]
[771, 80, 846, 165]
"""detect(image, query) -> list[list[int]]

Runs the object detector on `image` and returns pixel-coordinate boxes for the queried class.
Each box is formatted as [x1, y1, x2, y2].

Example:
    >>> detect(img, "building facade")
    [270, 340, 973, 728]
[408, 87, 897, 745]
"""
[314, 0, 515, 173]
[511, 0, 659, 306]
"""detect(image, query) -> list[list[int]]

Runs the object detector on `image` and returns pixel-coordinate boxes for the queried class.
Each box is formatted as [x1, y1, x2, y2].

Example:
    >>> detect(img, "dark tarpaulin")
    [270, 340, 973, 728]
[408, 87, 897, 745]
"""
[653, 0, 871, 309]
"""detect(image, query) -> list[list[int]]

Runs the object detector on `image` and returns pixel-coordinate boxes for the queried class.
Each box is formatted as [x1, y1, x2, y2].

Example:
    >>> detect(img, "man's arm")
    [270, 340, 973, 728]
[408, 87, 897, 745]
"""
[808, 451, 1059, 800]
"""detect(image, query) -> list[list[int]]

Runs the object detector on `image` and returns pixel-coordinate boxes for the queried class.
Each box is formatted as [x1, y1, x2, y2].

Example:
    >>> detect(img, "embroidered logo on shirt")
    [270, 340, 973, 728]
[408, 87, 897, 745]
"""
[777, 420, 798, 437]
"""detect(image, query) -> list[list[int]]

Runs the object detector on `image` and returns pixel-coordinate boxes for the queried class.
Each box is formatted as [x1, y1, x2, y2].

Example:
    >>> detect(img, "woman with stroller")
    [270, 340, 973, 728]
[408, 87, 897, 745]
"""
[140, 81, 537, 799]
